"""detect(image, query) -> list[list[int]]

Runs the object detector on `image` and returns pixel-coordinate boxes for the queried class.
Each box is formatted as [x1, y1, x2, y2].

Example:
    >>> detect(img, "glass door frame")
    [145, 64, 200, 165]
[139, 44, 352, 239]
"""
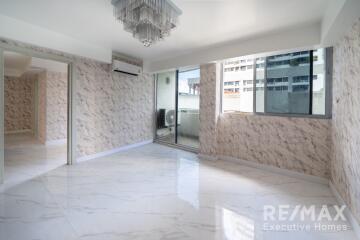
[174, 69, 179, 144]
[154, 68, 199, 153]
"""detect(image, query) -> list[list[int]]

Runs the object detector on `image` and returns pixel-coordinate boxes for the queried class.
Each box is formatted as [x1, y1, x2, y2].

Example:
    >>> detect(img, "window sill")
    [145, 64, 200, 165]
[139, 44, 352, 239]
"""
[220, 111, 331, 120]
[221, 111, 254, 116]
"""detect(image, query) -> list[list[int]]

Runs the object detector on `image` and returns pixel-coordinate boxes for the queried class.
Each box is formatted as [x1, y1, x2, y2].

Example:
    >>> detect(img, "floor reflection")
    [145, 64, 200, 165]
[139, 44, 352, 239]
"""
[223, 208, 255, 240]
[0, 143, 357, 240]
[177, 157, 199, 208]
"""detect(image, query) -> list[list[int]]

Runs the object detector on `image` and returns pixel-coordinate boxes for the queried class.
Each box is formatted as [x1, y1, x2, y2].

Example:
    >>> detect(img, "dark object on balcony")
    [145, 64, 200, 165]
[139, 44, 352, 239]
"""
[157, 109, 166, 128]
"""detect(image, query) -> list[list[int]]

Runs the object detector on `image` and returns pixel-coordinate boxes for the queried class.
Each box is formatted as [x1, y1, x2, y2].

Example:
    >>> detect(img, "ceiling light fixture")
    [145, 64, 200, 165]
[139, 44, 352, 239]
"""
[111, 0, 182, 47]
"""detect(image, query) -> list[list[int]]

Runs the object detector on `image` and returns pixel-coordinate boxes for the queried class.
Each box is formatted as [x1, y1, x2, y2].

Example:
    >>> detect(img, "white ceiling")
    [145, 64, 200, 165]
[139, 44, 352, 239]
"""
[0, 0, 332, 62]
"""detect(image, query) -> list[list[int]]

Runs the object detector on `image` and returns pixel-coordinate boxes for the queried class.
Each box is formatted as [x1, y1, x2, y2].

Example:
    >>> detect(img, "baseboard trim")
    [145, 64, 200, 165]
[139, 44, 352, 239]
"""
[76, 139, 153, 163]
[329, 181, 360, 239]
[5, 129, 33, 134]
[200, 154, 328, 185]
[154, 140, 198, 153]
[45, 138, 67, 146]
[198, 154, 217, 161]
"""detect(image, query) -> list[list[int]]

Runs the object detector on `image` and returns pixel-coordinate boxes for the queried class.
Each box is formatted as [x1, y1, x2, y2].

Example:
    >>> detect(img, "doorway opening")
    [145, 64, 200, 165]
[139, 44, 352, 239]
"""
[2, 50, 69, 186]
[155, 67, 200, 151]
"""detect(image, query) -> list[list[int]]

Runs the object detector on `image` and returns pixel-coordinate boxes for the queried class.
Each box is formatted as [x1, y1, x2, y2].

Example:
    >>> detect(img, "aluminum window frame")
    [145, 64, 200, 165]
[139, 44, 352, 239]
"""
[221, 47, 333, 119]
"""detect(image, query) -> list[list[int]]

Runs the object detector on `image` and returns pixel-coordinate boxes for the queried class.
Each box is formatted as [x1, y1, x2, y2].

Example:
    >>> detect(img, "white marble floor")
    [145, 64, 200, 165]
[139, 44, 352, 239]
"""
[0, 143, 357, 240]
[3, 133, 67, 191]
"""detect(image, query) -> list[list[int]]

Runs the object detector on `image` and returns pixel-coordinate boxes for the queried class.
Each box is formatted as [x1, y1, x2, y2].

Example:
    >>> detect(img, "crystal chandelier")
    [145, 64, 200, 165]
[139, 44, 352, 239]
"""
[111, 0, 182, 47]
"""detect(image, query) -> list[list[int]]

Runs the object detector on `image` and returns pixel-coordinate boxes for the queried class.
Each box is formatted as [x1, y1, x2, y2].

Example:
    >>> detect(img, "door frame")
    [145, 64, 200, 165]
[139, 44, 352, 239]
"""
[0, 42, 76, 184]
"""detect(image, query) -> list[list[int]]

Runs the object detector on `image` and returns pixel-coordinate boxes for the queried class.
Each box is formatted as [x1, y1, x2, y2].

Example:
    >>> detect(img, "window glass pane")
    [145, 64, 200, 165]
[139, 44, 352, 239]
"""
[266, 51, 310, 114]
[177, 68, 200, 148]
[255, 57, 265, 113]
[312, 48, 326, 115]
[156, 71, 176, 143]
[222, 57, 254, 112]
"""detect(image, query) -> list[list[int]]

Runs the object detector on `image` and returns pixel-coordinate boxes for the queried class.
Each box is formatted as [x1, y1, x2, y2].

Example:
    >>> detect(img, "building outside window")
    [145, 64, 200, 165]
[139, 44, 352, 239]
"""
[222, 56, 255, 112]
[221, 48, 331, 117]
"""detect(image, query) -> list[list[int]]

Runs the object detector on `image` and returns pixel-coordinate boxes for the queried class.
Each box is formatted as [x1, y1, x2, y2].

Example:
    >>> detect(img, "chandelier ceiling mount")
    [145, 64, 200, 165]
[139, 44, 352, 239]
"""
[111, 0, 182, 47]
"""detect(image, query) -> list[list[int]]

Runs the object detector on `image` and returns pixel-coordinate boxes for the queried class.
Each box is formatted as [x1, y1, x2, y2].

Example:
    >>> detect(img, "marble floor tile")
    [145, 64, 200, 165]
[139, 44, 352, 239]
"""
[0, 139, 358, 240]
[2, 133, 67, 192]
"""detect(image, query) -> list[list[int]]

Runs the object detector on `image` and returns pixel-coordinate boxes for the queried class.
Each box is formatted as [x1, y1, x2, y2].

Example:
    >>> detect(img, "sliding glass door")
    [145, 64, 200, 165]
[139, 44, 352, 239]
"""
[155, 71, 177, 143]
[155, 68, 200, 149]
[177, 69, 200, 148]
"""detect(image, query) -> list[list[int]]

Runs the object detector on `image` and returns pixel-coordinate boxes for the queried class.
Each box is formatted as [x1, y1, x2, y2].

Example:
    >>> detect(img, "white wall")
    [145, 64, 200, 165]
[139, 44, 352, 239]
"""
[321, 0, 360, 46]
[178, 95, 199, 110]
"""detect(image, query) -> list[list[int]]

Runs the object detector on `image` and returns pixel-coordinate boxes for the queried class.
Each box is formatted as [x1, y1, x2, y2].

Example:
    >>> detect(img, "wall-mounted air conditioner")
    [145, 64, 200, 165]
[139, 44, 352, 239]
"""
[112, 59, 142, 76]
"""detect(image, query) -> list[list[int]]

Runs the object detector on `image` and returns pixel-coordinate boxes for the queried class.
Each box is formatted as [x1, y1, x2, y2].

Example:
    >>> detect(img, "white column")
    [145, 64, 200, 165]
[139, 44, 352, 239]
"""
[199, 63, 221, 158]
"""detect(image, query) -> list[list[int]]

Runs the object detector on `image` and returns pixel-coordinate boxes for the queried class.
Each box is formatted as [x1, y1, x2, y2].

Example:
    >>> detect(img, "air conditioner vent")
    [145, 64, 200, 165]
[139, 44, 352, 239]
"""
[112, 59, 142, 76]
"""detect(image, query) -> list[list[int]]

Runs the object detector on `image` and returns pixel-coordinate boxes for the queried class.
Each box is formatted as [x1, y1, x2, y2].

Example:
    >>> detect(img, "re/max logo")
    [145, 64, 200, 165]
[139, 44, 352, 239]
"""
[263, 205, 347, 222]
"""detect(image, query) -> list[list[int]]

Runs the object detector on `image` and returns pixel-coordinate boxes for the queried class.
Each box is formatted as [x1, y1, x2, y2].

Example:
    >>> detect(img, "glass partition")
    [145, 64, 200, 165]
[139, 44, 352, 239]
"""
[155, 71, 176, 143]
[177, 69, 200, 148]
[155, 68, 200, 150]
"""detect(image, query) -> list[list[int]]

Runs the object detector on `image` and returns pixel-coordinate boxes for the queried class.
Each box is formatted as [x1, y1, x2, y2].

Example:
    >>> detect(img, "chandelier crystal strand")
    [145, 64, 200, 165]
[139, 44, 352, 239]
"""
[111, 0, 182, 47]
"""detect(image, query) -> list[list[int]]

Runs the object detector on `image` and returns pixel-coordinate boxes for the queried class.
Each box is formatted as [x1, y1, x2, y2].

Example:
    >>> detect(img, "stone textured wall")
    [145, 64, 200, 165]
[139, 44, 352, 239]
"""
[37, 71, 47, 143]
[45, 71, 68, 141]
[199, 63, 331, 179]
[75, 60, 154, 157]
[217, 114, 331, 178]
[331, 18, 360, 224]
[0, 38, 154, 159]
[199, 63, 219, 157]
[4, 70, 68, 143]
[4, 73, 36, 133]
